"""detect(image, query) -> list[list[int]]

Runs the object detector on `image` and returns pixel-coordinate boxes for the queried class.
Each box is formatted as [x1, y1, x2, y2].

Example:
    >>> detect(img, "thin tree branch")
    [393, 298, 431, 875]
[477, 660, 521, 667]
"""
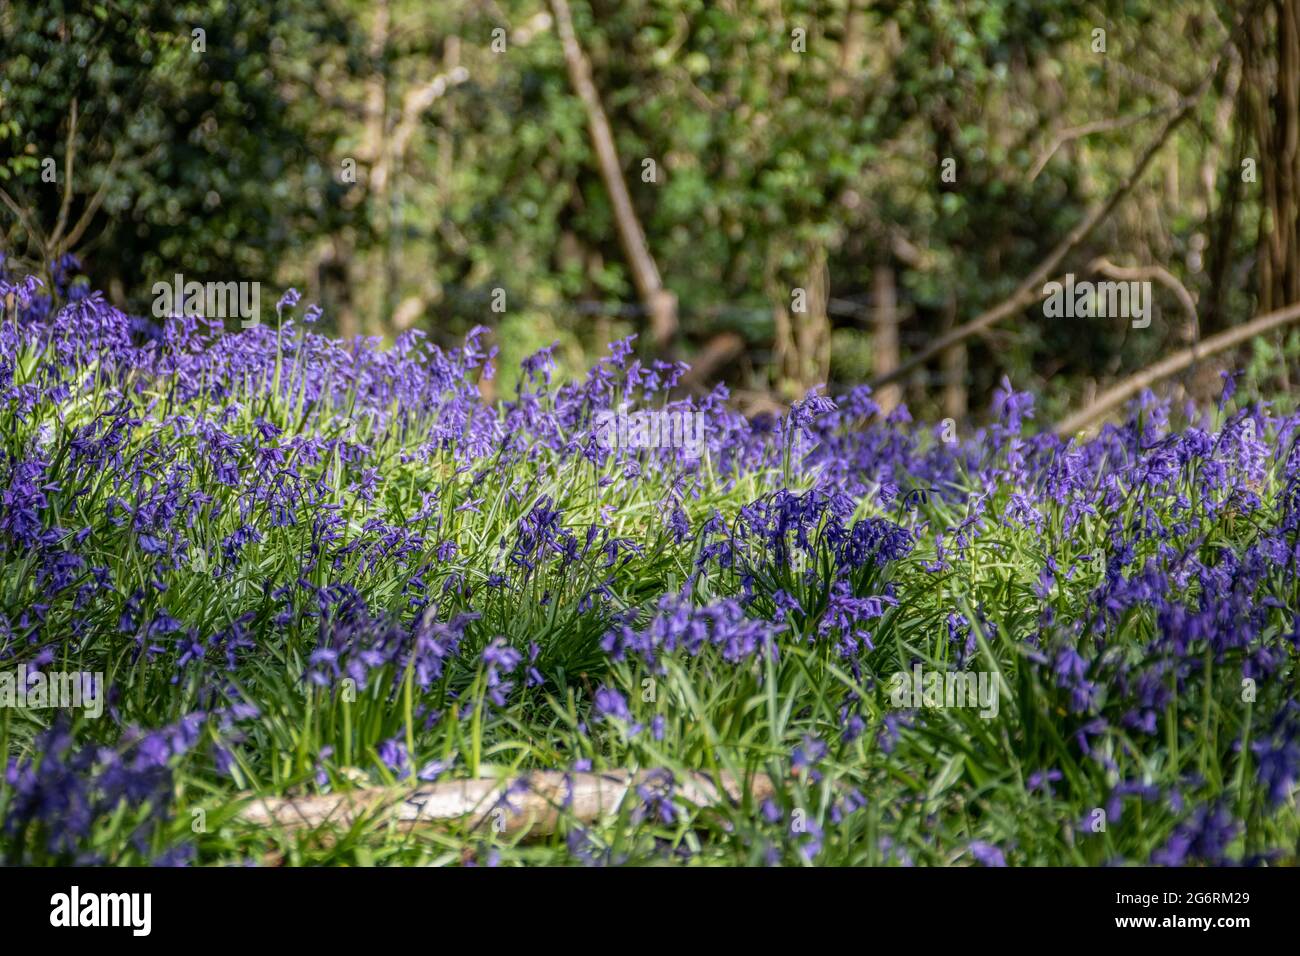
[368, 67, 470, 199]
[0, 186, 45, 247]
[50, 97, 78, 247]
[1088, 255, 1199, 340]
[1055, 297, 1300, 436]
[58, 142, 126, 256]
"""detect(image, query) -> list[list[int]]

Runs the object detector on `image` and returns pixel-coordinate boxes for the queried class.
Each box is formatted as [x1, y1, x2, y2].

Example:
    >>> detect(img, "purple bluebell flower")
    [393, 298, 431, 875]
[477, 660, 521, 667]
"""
[968, 841, 1007, 867]
[593, 686, 631, 722]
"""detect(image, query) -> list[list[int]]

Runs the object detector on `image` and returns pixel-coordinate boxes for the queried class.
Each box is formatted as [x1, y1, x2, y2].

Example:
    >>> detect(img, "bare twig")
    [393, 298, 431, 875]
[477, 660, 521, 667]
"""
[368, 67, 470, 199]
[0, 186, 45, 247]
[58, 142, 126, 256]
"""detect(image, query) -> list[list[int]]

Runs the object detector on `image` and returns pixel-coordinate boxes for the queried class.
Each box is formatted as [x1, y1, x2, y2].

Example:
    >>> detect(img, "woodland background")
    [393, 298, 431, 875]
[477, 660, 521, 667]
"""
[3, 0, 1299, 426]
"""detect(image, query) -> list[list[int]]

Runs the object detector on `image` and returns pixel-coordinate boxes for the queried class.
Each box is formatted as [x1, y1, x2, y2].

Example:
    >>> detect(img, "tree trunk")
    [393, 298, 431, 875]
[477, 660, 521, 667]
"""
[940, 292, 967, 421]
[1242, 0, 1300, 314]
[873, 261, 900, 414]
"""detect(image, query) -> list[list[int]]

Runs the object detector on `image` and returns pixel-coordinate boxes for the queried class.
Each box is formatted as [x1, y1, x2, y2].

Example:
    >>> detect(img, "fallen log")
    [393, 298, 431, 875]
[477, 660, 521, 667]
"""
[237, 769, 777, 838]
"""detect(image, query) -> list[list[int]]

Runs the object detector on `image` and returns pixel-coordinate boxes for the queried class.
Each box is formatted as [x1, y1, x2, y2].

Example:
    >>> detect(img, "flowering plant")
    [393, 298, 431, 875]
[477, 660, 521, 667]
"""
[0, 277, 1296, 866]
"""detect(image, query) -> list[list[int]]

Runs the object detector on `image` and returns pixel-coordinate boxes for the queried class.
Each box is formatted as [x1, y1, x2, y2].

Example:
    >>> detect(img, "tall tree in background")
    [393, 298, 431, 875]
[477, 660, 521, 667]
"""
[549, 0, 677, 351]
[1241, 0, 1300, 314]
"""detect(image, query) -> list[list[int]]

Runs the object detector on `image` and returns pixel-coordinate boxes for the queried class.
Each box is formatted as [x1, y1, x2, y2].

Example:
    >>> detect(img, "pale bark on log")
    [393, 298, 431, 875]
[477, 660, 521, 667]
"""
[236, 770, 775, 838]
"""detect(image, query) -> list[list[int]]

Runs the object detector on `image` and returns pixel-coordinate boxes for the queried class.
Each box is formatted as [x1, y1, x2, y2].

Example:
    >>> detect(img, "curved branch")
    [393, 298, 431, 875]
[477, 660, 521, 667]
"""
[1088, 256, 1199, 340]
[1028, 105, 1174, 182]
[0, 186, 45, 247]
[58, 142, 126, 256]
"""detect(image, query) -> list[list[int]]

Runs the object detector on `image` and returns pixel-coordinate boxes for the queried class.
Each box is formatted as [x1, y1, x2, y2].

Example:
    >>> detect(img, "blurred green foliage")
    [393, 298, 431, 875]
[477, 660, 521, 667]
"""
[0, 0, 1280, 417]
[1, 1, 357, 289]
